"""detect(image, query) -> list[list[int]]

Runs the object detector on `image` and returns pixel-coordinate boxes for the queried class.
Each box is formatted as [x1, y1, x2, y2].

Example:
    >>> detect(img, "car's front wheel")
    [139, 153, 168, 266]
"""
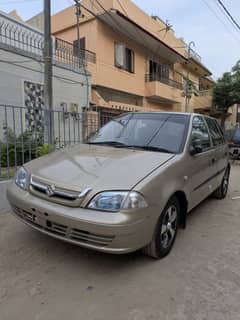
[143, 196, 180, 259]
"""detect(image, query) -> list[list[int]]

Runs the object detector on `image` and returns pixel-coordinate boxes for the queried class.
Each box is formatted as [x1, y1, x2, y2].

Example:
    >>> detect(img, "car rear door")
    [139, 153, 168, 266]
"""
[188, 115, 217, 209]
[205, 117, 228, 188]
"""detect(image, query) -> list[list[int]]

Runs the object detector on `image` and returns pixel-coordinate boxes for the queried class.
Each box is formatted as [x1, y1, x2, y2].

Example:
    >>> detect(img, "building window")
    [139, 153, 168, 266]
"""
[149, 60, 169, 81]
[115, 42, 134, 73]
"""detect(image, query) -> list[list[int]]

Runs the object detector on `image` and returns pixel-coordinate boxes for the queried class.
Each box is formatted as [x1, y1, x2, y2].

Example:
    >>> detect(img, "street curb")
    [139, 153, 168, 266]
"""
[0, 180, 12, 184]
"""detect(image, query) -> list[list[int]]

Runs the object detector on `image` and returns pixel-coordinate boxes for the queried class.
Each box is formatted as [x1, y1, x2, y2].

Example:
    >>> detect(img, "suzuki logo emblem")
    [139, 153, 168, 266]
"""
[46, 184, 56, 197]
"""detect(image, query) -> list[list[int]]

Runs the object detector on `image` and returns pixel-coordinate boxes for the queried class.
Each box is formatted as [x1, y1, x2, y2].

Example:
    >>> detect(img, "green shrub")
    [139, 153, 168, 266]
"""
[0, 125, 44, 168]
[37, 144, 54, 156]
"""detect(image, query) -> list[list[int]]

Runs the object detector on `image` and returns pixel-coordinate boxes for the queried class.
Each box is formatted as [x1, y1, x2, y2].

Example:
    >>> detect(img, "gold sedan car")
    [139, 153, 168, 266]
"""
[7, 112, 230, 259]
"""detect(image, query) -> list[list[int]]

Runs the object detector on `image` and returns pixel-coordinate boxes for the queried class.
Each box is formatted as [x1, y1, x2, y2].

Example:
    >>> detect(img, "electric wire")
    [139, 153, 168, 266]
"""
[0, 58, 89, 87]
[62, 0, 210, 94]
[92, 0, 180, 62]
[215, 0, 240, 32]
[60, 0, 91, 108]
[201, 0, 240, 44]
[213, 0, 240, 34]
[115, 0, 171, 62]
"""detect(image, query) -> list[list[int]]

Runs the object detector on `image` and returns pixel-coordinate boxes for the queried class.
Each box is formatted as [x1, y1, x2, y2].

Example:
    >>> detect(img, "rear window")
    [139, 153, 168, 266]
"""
[233, 129, 240, 143]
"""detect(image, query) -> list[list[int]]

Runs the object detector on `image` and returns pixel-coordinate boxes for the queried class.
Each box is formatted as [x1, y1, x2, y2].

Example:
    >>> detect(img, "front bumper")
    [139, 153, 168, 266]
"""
[7, 183, 153, 254]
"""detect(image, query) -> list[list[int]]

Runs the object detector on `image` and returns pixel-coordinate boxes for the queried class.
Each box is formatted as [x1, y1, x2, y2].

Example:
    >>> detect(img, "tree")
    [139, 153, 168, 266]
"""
[212, 60, 240, 127]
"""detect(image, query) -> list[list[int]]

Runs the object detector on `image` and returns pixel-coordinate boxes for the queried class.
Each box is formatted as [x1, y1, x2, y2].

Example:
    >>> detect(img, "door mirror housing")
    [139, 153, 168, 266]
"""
[189, 139, 203, 155]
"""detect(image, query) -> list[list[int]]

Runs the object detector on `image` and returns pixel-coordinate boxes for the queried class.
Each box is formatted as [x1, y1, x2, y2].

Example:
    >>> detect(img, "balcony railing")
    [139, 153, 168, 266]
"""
[145, 74, 183, 90]
[0, 14, 44, 56]
[0, 13, 96, 69]
[198, 89, 213, 96]
[55, 38, 96, 68]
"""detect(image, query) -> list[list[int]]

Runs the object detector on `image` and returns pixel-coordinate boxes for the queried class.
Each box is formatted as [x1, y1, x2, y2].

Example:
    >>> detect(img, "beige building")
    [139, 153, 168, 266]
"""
[26, 11, 44, 31]
[51, 0, 214, 117]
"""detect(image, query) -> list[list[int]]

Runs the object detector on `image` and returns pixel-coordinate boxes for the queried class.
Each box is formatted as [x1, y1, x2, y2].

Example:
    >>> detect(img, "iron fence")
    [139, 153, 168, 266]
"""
[0, 12, 96, 68]
[0, 104, 112, 180]
[145, 73, 183, 90]
[55, 38, 96, 68]
[0, 13, 44, 56]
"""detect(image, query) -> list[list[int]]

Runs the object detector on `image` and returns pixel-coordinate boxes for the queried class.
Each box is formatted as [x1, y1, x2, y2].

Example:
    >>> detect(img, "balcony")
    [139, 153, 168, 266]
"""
[193, 89, 213, 112]
[145, 74, 183, 104]
[55, 38, 96, 69]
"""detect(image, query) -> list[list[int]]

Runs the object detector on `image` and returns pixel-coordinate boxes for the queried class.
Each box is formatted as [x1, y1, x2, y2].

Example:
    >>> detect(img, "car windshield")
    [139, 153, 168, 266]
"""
[88, 113, 190, 154]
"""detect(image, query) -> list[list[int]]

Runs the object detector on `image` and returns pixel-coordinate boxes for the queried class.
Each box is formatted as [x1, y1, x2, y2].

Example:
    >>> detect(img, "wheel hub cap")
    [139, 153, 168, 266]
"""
[160, 205, 178, 249]
[167, 222, 172, 230]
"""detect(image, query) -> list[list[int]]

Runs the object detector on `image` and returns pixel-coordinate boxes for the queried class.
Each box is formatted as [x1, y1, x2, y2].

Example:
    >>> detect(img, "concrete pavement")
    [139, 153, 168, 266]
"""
[0, 180, 10, 211]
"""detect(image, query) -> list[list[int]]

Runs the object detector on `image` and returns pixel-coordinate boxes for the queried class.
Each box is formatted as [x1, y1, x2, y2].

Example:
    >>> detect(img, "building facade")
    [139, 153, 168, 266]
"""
[26, 11, 44, 31]
[51, 0, 214, 117]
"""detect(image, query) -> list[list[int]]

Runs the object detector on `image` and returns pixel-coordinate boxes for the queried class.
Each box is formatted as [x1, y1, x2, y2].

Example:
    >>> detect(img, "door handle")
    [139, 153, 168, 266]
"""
[212, 157, 216, 164]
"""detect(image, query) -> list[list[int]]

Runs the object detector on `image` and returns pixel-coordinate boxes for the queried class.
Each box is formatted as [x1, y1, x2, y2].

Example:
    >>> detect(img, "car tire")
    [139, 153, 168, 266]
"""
[212, 166, 230, 199]
[142, 196, 180, 259]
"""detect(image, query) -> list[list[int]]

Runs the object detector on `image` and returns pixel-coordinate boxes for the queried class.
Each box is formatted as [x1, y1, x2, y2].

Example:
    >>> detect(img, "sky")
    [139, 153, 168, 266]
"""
[1, 0, 240, 79]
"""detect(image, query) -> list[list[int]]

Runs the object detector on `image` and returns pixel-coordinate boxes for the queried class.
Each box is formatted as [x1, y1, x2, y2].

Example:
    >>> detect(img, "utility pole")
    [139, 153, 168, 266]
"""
[73, 0, 90, 111]
[74, 0, 81, 68]
[185, 41, 195, 112]
[44, 0, 54, 145]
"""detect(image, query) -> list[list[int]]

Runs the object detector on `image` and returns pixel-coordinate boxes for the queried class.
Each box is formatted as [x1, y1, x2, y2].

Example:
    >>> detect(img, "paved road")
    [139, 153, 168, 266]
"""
[1, 165, 240, 320]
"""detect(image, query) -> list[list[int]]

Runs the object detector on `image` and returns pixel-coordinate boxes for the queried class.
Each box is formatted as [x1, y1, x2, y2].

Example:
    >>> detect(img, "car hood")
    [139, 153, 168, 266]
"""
[25, 144, 175, 192]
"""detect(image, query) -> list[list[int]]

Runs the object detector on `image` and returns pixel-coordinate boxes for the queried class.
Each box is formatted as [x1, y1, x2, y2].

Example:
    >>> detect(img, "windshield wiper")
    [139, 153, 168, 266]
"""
[87, 142, 175, 153]
[121, 145, 175, 153]
[87, 141, 127, 147]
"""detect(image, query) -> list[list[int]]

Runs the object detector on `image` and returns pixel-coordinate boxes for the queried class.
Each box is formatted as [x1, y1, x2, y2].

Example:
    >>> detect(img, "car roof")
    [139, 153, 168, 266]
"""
[123, 111, 215, 119]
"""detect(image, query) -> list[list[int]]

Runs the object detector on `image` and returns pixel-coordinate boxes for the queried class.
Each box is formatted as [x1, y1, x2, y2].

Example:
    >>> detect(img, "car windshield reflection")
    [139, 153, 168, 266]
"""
[88, 113, 190, 154]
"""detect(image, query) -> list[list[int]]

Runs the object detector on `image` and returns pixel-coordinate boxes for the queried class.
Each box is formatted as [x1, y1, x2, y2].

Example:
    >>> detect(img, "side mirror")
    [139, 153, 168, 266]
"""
[189, 139, 203, 155]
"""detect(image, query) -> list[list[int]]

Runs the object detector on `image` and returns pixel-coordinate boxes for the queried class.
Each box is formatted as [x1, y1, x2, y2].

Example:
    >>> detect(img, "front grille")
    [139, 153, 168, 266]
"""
[46, 221, 68, 236]
[29, 175, 92, 208]
[30, 176, 80, 200]
[70, 228, 114, 245]
[12, 206, 115, 247]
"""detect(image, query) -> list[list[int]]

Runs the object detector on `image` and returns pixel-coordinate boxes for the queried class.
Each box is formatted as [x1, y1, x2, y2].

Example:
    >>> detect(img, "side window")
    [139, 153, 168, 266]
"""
[205, 118, 225, 146]
[215, 120, 226, 143]
[191, 116, 211, 150]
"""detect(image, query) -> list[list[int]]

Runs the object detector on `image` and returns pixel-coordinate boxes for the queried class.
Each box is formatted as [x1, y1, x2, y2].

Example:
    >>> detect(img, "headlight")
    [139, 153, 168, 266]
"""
[87, 191, 148, 212]
[15, 167, 29, 190]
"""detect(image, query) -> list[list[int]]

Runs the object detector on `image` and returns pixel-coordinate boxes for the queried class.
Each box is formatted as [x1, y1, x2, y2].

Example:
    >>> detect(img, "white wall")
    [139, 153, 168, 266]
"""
[0, 49, 91, 144]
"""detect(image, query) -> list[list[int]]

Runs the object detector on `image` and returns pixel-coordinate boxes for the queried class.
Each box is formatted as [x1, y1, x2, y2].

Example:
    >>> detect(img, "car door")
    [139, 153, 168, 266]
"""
[205, 117, 228, 185]
[187, 115, 217, 209]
